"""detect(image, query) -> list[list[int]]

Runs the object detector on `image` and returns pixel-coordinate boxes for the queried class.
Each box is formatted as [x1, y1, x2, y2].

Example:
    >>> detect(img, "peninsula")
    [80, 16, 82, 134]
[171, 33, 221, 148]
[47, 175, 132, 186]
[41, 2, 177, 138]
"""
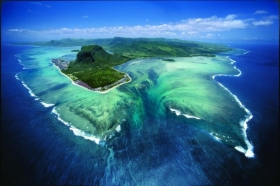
[52, 45, 132, 92]
[38, 38, 252, 155]
[47, 37, 232, 91]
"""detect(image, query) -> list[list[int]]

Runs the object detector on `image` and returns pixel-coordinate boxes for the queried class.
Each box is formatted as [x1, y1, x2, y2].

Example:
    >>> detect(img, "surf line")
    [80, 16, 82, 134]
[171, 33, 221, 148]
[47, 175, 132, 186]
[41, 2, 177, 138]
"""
[169, 107, 201, 120]
[212, 55, 254, 158]
[15, 74, 55, 106]
[51, 60, 132, 94]
[51, 107, 102, 145]
[15, 73, 38, 99]
[51, 107, 121, 145]
[16, 56, 28, 69]
[243, 50, 250, 55]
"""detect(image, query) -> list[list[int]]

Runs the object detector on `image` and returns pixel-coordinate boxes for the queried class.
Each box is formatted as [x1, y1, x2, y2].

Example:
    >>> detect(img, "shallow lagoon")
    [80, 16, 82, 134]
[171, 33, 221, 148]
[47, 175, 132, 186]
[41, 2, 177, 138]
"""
[16, 46, 252, 156]
[3, 43, 279, 185]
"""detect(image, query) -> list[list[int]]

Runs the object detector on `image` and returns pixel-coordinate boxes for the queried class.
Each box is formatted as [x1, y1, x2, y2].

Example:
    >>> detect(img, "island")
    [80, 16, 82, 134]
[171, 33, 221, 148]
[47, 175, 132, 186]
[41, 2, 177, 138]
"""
[49, 37, 232, 92]
[18, 37, 254, 156]
[20, 37, 231, 58]
[52, 45, 132, 92]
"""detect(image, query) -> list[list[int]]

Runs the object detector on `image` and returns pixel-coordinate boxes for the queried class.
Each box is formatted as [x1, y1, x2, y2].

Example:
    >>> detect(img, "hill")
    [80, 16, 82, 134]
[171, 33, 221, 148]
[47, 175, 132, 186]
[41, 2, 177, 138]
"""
[20, 37, 231, 58]
[37, 38, 232, 91]
[61, 45, 131, 90]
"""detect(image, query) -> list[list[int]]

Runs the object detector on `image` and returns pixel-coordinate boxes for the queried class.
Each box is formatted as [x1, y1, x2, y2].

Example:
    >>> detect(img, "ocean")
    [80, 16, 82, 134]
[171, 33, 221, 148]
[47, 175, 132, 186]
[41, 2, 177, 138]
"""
[1, 43, 279, 185]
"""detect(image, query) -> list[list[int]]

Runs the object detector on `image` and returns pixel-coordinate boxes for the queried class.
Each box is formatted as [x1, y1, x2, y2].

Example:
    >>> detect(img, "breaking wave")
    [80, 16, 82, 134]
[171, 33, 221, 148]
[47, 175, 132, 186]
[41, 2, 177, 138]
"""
[212, 55, 254, 158]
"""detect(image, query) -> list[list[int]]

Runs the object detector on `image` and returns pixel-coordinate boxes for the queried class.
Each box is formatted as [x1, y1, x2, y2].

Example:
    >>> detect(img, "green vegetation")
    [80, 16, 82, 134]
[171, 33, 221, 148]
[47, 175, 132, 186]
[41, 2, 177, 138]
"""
[19, 38, 110, 47]
[105, 37, 230, 58]
[20, 37, 231, 58]
[62, 45, 131, 88]
[33, 37, 232, 90]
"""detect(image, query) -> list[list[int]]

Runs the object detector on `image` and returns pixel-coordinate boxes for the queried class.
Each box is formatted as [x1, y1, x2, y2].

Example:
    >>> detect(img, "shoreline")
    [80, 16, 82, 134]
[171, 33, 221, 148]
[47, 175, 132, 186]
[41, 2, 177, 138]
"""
[51, 59, 132, 94]
[51, 107, 101, 145]
[212, 53, 254, 158]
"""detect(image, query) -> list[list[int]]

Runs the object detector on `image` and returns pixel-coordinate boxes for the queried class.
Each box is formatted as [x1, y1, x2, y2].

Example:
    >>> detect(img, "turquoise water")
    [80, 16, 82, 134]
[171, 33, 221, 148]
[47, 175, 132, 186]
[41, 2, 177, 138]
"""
[16, 46, 252, 155]
[2, 44, 279, 185]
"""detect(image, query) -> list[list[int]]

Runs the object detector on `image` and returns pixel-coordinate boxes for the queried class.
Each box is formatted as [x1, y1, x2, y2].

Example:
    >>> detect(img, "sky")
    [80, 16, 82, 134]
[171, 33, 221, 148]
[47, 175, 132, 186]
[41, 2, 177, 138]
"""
[1, 1, 279, 43]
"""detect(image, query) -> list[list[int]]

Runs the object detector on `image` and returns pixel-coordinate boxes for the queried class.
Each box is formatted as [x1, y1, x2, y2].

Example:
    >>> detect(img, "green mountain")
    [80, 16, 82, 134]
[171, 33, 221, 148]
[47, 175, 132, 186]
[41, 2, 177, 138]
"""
[32, 37, 232, 90]
[75, 45, 130, 66]
[107, 37, 214, 58]
[61, 45, 131, 89]
[19, 37, 231, 58]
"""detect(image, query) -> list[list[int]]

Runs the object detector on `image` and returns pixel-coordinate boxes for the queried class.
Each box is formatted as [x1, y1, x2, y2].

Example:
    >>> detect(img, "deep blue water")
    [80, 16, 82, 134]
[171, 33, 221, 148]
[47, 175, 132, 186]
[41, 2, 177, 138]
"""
[1, 43, 279, 185]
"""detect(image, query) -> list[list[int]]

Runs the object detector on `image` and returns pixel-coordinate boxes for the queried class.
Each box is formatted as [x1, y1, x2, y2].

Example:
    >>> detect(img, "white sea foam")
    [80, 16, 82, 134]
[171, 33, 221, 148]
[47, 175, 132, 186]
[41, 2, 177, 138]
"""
[235, 144, 254, 158]
[169, 107, 181, 116]
[169, 107, 201, 120]
[15, 76, 38, 100]
[234, 146, 246, 153]
[245, 146, 254, 158]
[17, 59, 27, 69]
[15, 74, 19, 80]
[51, 107, 101, 144]
[214, 136, 221, 141]
[70, 126, 101, 144]
[226, 56, 236, 64]
[210, 133, 222, 142]
[212, 55, 254, 158]
[19, 80, 37, 98]
[240, 114, 254, 158]
[183, 114, 201, 120]
[233, 66, 242, 77]
[115, 125, 121, 132]
[51, 107, 70, 126]
[40, 101, 55, 107]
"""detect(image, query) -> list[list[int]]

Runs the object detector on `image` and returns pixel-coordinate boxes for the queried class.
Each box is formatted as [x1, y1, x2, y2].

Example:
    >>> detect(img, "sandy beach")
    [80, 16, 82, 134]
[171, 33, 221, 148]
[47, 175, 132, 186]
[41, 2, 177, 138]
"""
[51, 60, 132, 94]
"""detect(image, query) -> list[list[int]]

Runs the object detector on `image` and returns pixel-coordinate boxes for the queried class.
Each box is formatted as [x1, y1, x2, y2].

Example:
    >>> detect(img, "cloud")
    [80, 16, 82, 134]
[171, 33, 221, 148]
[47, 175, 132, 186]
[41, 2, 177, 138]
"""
[185, 15, 247, 30]
[225, 14, 238, 20]
[243, 37, 263, 40]
[252, 15, 278, 26]
[254, 10, 268, 14]
[45, 5, 52, 8]
[252, 20, 273, 26]
[205, 33, 215, 39]
[266, 15, 278, 19]
[8, 29, 26, 32]
[5, 14, 277, 40]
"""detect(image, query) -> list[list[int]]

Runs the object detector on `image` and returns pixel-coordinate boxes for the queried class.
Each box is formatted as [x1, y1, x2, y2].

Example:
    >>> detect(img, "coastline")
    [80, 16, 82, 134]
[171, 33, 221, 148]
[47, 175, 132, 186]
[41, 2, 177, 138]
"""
[51, 59, 132, 94]
[19, 46, 254, 158]
[50, 50, 255, 157]
[212, 53, 254, 158]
